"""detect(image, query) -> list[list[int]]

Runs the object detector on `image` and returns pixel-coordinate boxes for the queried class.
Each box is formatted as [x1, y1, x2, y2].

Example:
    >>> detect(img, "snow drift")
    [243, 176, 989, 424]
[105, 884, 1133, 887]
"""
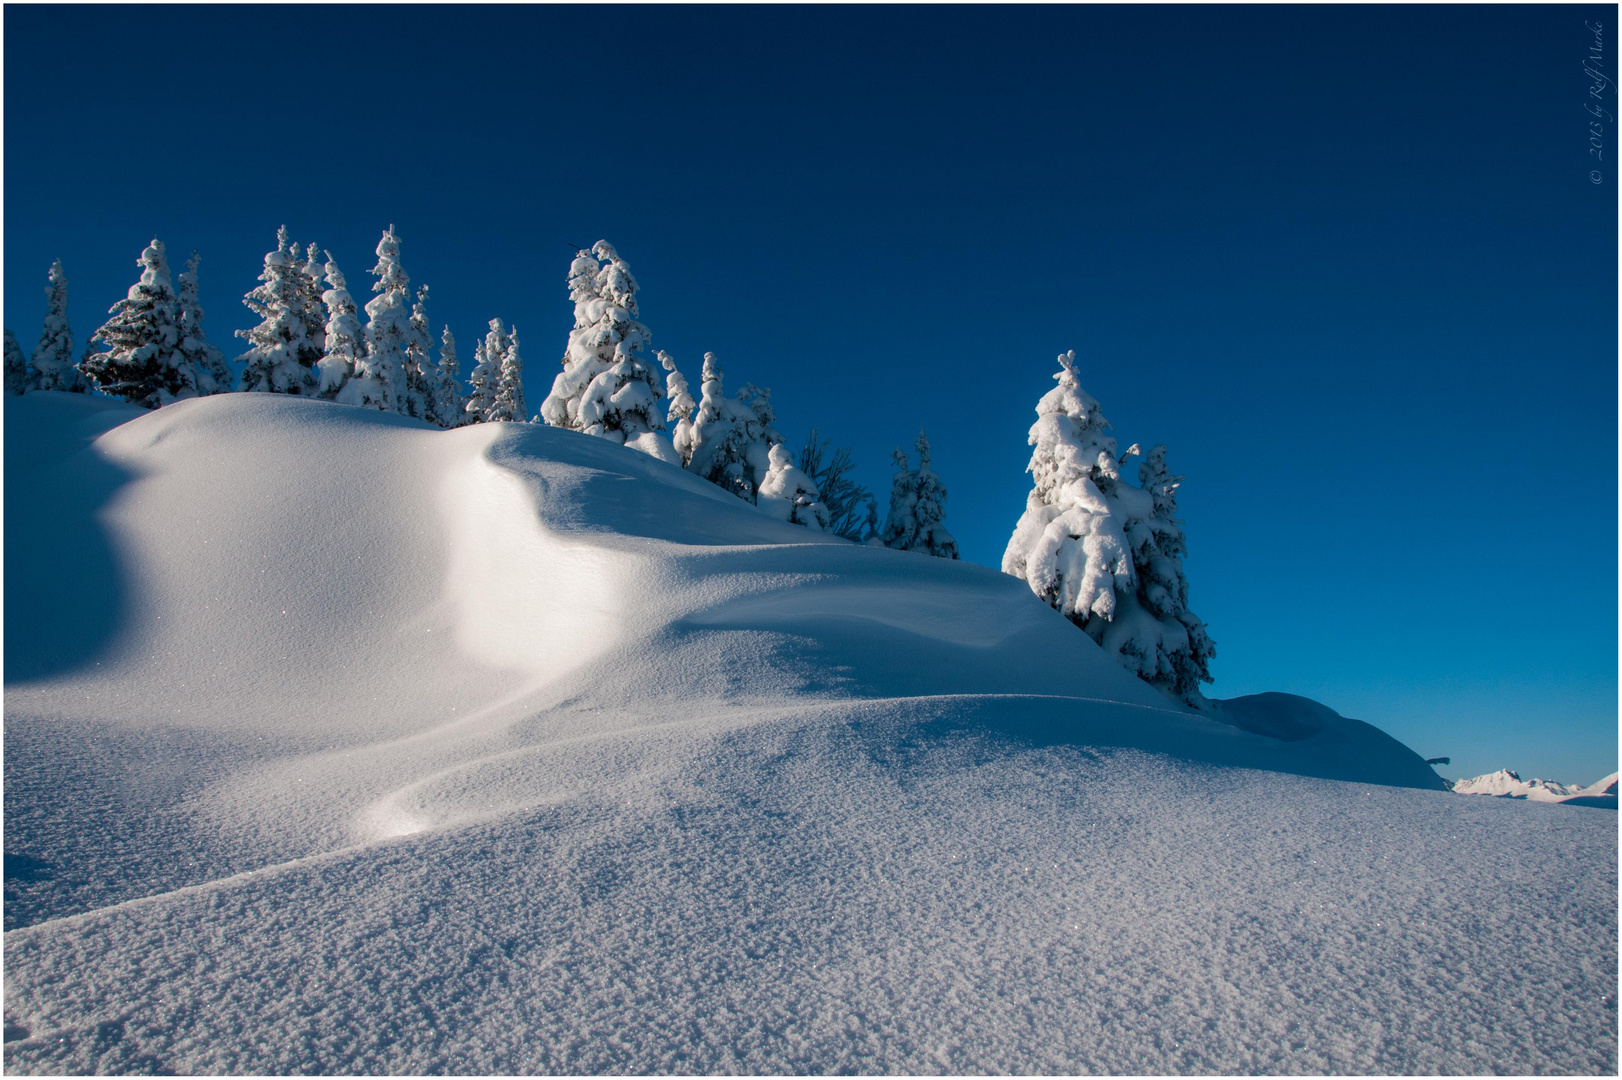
[3, 392, 1615, 1074]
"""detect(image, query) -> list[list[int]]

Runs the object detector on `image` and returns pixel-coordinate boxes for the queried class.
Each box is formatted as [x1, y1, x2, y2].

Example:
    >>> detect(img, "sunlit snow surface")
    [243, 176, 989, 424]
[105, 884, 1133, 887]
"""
[4, 393, 1616, 1074]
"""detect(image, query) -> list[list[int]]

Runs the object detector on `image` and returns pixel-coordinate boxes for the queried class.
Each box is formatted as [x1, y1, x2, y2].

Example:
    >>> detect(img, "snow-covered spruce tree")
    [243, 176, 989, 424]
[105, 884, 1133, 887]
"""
[660, 350, 697, 463]
[176, 252, 232, 395]
[432, 326, 466, 427]
[797, 430, 877, 542]
[758, 442, 830, 529]
[881, 447, 918, 550]
[1001, 349, 1134, 631]
[238, 226, 322, 396]
[83, 239, 195, 408]
[1103, 443, 1216, 705]
[1002, 351, 1215, 706]
[401, 284, 435, 422]
[685, 352, 781, 501]
[463, 318, 509, 423]
[487, 325, 527, 423]
[317, 253, 364, 400]
[908, 430, 959, 559]
[294, 242, 328, 359]
[32, 259, 83, 392]
[4, 330, 32, 395]
[540, 241, 677, 463]
[339, 226, 411, 412]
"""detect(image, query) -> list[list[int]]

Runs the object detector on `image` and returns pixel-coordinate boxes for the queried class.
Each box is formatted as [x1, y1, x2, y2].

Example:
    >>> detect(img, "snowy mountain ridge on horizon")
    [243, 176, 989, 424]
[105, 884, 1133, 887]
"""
[1452, 768, 1619, 805]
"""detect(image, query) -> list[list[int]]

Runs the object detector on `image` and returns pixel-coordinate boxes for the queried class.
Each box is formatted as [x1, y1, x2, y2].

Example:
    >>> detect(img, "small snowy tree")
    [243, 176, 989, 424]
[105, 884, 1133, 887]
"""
[83, 239, 194, 408]
[32, 259, 83, 393]
[5, 330, 32, 395]
[431, 326, 466, 427]
[176, 252, 232, 395]
[540, 241, 677, 462]
[758, 442, 829, 529]
[317, 253, 364, 400]
[238, 226, 322, 396]
[339, 225, 411, 412]
[685, 352, 781, 501]
[661, 350, 697, 463]
[1002, 350, 1134, 629]
[798, 430, 876, 542]
[401, 284, 435, 421]
[487, 325, 527, 423]
[881, 448, 918, 550]
[908, 431, 959, 558]
[463, 318, 508, 423]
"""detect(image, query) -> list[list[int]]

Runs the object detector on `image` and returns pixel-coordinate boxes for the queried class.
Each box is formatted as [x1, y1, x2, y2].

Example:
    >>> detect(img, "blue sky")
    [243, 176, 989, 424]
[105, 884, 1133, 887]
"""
[5, 5, 1616, 784]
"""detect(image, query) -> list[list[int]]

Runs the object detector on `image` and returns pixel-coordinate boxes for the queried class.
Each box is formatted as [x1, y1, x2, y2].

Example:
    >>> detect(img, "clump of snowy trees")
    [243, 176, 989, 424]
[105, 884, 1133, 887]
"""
[1002, 349, 1215, 706]
[4, 231, 958, 556]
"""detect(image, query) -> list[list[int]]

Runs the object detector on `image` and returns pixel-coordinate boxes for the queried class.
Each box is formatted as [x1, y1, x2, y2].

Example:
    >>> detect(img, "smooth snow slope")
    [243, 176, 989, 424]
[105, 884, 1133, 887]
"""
[4, 393, 1615, 1074]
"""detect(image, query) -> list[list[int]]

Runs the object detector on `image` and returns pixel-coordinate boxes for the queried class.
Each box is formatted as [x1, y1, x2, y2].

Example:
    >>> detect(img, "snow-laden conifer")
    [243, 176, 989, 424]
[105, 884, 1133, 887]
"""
[317, 253, 364, 400]
[1001, 350, 1133, 627]
[1093, 444, 1216, 705]
[176, 252, 232, 395]
[5, 329, 33, 395]
[238, 226, 322, 396]
[661, 350, 698, 464]
[881, 448, 918, 550]
[432, 326, 466, 427]
[401, 284, 435, 421]
[83, 239, 195, 408]
[758, 443, 830, 529]
[463, 318, 509, 423]
[339, 226, 411, 412]
[294, 242, 328, 359]
[541, 241, 677, 462]
[797, 430, 876, 542]
[685, 352, 781, 500]
[907, 431, 959, 558]
[487, 326, 528, 423]
[32, 259, 83, 393]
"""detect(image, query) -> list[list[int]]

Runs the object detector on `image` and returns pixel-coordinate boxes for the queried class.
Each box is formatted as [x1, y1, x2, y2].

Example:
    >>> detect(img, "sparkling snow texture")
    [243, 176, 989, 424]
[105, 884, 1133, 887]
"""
[3, 392, 1615, 1075]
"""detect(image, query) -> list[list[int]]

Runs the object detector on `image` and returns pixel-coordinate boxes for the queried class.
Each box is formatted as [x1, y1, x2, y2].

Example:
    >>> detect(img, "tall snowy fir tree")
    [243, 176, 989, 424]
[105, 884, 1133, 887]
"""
[487, 327, 527, 423]
[684, 352, 781, 502]
[32, 259, 82, 392]
[1002, 350, 1214, 706]
[797, 431, 876, 542]
[432, 326, 466, 428]
[5, 330, 32, 395]
[540, 241, 677, 463]
[238, 226, 322, 396]
[340, 226, 411, 413]
[463, 318, 509, 423]
[402, 285, 435, 422]
[317, 253, 364, 400]
[82, 239, 195, 408]
[176, 252, 232, 395]
[1002, 349, 1134, 633]
[882, 430, 958, 558]
[758, 443, 829, 529]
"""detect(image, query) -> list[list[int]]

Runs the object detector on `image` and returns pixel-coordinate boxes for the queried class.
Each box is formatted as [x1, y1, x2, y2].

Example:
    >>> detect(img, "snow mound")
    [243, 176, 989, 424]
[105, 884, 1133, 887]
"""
[4, 392, 1614, 1074]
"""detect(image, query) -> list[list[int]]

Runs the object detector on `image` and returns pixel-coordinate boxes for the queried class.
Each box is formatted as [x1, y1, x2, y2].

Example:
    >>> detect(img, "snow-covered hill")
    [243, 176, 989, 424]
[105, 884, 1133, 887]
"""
[3, 392, 1615, 1074]
[1453, 768, 1619, 807]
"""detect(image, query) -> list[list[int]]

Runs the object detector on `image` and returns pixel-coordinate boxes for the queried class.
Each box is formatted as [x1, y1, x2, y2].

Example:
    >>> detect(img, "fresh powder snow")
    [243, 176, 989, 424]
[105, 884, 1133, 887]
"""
[2, 391, 1615, 1075]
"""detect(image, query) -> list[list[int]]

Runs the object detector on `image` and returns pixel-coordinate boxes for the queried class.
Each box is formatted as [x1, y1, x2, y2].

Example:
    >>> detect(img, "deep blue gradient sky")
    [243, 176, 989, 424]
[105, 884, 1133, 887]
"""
[6, 5, 1616, 784]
